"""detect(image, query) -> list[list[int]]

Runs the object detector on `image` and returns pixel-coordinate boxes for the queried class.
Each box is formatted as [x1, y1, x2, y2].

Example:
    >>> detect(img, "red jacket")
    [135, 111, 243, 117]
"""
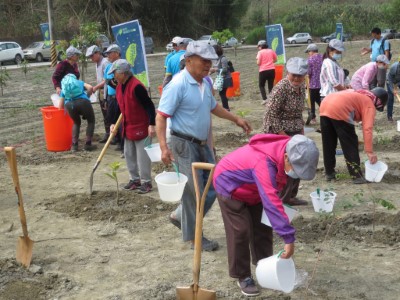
[116, 77, 149, 141]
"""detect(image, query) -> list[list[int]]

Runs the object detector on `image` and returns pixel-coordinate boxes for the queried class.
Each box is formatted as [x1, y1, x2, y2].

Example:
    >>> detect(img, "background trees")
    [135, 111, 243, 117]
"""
[0, 0, 399, 47]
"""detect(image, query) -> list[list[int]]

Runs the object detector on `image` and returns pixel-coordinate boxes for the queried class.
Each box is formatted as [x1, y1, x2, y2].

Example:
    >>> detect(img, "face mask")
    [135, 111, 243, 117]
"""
[285, 169, 299, 179]
[332, 53, 342, 61]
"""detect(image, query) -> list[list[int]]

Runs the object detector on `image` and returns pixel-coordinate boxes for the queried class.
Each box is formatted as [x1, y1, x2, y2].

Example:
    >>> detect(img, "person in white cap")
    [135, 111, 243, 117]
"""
[164, 36, 181, 70]
[213, 134, 319, 296]
[162, 37, 191, 87]
[256, 40, 277, 104]
[108, 59, 156, 194]
[86, 45, 111, 143]
[103, 44, 123, 152]
[350, 54, 390, 92]
[320, 39, 348, 98]
[305, 43, 323, 124]
[263, 57, 309, 206]
[52, 46, 81, 95]
[156, 41, 252, 251]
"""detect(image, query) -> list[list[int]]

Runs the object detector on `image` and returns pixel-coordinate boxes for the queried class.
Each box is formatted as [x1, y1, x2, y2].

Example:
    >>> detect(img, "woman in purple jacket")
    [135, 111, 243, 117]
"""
[213, 134, 319, 297]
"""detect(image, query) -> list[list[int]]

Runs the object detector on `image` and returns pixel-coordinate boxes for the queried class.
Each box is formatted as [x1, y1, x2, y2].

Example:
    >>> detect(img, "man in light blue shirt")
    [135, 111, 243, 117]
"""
[156, 41, 252, 251]
[361, 27, 390, 88]
[164, 36, 181, 70]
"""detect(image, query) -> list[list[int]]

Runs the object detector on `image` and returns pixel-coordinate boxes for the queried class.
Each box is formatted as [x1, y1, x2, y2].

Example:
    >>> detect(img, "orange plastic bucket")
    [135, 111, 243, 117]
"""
[158, 85, 163, 97]
[274, 65, 284, 86]
[40, 106, 73, 152]
[226, 71, 241, 97]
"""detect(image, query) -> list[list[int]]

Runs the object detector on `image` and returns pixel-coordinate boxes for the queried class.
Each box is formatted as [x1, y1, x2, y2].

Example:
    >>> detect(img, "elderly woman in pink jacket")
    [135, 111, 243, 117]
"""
[213, 134, 319, 297]
[350, 55, 390, 90]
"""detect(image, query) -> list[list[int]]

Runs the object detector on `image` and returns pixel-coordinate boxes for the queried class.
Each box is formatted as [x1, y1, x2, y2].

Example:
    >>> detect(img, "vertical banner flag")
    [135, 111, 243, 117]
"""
[265, 24, 286, 64]
[40, 23, 50, 46]
[336, 23, 343, 41]
[111, 20, 150, 87]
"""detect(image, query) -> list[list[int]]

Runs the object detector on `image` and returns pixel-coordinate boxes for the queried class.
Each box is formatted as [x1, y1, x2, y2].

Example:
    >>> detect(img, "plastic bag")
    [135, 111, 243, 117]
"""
[213, 70, 224, 92]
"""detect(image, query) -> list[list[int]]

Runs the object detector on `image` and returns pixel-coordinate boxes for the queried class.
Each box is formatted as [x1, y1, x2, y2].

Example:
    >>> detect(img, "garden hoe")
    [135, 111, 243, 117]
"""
[89, 113, 123, 195]
[176, 162, 216, 300]
[4, 147, 34, 268]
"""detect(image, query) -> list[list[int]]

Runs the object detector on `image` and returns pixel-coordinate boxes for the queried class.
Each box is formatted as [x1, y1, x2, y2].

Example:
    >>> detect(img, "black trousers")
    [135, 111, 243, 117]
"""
[98, 89, 110, 135]
[320, 116, 362, 178]
[65, 99, 95, 144]
[259, 69, 275, 100]
[219, 88, 230, 110]
[309, 88, 321, 119]
[218, 194, 273, 279]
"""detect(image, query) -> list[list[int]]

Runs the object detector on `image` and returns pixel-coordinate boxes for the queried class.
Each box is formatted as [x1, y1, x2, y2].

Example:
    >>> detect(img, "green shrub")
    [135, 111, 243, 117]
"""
[246, 26, 266, 45]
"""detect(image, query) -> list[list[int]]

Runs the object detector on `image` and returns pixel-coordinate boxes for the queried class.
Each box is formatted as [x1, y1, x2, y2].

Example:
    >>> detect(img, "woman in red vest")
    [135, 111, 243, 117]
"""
[108, 59, 156, 194]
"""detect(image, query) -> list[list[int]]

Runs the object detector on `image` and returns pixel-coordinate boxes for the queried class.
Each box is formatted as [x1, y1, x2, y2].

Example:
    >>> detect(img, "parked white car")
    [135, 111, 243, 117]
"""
[0, 41, 24, 65]
[197, 35, 218, 46]
[286, 33, 313, 44]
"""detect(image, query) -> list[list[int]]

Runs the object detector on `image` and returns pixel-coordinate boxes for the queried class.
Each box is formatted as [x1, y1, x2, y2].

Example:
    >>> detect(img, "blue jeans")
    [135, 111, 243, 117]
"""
[386, 82, 394, 118]
[170, 135, 216, 242]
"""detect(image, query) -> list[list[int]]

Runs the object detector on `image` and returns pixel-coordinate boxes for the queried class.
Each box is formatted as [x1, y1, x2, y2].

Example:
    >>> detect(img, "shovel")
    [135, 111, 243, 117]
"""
[176, 162, 216, 300]
[4, 147, 34, 268]
[89, 113, 123, 195]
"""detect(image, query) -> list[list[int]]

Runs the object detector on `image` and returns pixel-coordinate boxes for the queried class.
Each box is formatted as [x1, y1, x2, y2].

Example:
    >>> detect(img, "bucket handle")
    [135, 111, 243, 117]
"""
[277, 250, 285, 258]
[172, 162, 180, 181]
[144, 136, 152, 148]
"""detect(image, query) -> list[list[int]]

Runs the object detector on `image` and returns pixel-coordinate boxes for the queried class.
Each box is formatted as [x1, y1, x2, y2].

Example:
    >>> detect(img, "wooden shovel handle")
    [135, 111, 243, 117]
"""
[96, 113, 123, 163]
[191, 162, 216, 286]
[4, 147, 29, 237]
[395, 94, 400, 104]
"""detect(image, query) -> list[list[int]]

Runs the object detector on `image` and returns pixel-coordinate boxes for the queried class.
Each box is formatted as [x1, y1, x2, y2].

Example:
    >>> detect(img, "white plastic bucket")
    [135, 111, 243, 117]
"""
[256, 251, 295, 293]
[261, 205, 298, 227]
[397, 120, 400, 132]
[310, 190, 336, 213]
[155, 172, 188, 202]
[51, 94, 60, 108]
[364, 160, 388, 182]
[145, 143, 162, 162]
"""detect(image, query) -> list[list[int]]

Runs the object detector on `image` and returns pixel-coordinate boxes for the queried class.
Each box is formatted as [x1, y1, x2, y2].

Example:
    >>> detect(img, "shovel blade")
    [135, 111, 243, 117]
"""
[176, 285, 216, 300]
[16, 235, 34, 268]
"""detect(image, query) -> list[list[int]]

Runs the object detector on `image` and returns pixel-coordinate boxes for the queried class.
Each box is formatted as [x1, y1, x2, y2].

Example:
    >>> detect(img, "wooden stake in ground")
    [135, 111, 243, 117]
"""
[4, 147, 34, 268]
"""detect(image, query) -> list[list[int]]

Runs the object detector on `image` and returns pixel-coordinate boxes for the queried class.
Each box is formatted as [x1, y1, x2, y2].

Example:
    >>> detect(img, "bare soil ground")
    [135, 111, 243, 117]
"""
[1, 42, 400, 300]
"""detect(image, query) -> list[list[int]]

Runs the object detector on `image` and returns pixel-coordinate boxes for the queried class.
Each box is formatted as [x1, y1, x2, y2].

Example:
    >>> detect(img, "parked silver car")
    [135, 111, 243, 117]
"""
[286, 33, 313, 44]
[223, 37, 239, 47]
[0, 41, 24, 65]
[23, 41, 59, 62]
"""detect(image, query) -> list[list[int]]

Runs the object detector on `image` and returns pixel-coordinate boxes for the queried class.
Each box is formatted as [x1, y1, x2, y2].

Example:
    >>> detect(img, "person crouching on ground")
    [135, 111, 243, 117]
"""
[262, 57, 309, 206]
[213, 134, 319, 297]
[320, 88, 388, 184]
[59, 74, 96, 152]
[108, 59, 156, 194]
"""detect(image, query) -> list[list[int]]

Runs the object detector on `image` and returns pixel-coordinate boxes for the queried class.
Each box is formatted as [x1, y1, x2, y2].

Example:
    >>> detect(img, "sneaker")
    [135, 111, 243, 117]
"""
[353, 177, 367, 184]
[99, 135, 109, 143]
[191, 237, 219, 252]
[114, 144, 122, 151]
[261, 100, 267, 106]
[311, 118, 317, 124]
[388, 117, 394, 122]
[137, 181, 152, 194]
[168, 214, 181, 230]
[326, 172, 337, 181]
[237, 277, 260, 297]
[120, 153, 125, 159]
[71, 143, 78, 152]
[123, 179, 141, 190]
[84, 143, 97, 151]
